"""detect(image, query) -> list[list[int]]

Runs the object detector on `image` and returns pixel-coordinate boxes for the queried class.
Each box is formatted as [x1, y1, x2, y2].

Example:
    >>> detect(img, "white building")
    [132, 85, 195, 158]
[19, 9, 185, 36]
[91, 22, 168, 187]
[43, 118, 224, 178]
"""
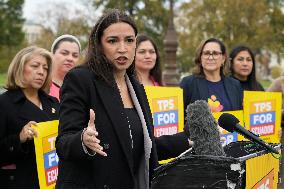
[22, 20, 43, 44]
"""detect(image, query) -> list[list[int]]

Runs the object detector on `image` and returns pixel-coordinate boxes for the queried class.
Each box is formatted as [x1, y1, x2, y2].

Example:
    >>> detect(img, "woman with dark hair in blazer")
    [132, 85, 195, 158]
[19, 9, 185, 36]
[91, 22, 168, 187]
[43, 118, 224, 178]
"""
[180, 38, 243, 112]
[229, 45, 264, 91]
[135, 34, 190, 160]
[135, 34, 163, 86]
[0, 46, 59, 189]
[56, 9, 159, 189]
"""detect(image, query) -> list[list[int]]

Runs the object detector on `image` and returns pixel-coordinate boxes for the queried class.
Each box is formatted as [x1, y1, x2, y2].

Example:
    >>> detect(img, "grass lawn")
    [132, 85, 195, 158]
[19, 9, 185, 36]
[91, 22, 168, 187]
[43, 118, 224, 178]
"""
[0, 73, 7, 87]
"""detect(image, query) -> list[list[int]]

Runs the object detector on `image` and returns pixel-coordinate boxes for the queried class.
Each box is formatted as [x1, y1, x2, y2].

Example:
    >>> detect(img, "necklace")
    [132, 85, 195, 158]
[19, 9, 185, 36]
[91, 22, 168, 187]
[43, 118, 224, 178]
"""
[126, 115, 133, 149]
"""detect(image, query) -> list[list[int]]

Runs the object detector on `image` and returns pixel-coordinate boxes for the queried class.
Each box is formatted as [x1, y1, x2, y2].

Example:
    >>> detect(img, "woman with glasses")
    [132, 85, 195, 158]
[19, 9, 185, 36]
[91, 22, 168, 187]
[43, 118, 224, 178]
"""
[229, 46, 264, 91]
[180, 38, 243, 113]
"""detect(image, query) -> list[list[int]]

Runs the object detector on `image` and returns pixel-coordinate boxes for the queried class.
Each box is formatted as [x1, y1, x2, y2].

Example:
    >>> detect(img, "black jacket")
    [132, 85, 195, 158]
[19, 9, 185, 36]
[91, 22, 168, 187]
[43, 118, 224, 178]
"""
[56, 67, 159, 189]
[180, 75, 243, 111]
[0, 89, 59, 189]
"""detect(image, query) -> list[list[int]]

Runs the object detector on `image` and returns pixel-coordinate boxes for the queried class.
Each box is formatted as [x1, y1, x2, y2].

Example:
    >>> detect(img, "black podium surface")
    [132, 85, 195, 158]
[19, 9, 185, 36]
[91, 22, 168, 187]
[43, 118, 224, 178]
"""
[151, 141, 280, 189]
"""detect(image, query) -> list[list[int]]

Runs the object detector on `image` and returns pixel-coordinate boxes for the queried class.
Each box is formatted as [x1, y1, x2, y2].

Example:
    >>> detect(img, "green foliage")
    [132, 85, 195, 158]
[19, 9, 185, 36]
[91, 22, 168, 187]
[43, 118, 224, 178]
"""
[0, 0, 25, 73]
[177, 0, 284, 72]
[0, 72, 7, 87]
[0, 0, 25, 46]
[270, 65, 283, 79]
[260, 79, 272, 90]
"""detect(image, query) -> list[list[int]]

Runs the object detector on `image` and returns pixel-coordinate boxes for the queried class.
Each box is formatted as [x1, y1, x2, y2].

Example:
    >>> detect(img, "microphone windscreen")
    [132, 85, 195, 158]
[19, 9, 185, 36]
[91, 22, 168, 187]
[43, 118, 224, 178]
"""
[185, 100, 225, 156]
[218, 113, 239, 133]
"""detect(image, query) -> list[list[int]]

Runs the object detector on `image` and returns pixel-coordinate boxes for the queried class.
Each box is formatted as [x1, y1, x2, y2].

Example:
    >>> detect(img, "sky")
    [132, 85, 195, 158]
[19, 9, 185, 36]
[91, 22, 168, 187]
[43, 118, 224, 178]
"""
[23, 0, 188, 22]
[23, 0, 85, 22]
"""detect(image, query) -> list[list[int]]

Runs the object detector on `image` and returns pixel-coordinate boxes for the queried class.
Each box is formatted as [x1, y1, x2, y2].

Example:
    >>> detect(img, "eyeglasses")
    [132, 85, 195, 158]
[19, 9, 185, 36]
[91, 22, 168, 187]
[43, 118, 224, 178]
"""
[201, 51, 223, 59]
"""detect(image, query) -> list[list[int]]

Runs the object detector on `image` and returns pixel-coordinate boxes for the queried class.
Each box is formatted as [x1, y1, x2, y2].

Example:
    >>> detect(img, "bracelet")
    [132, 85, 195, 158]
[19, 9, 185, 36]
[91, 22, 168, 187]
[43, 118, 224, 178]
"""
[81, 128, 96, 156]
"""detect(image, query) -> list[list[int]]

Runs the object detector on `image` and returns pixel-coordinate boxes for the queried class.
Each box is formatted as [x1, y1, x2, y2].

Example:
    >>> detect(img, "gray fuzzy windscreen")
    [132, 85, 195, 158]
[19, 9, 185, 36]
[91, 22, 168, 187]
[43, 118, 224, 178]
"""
[185, 100, 225, 156]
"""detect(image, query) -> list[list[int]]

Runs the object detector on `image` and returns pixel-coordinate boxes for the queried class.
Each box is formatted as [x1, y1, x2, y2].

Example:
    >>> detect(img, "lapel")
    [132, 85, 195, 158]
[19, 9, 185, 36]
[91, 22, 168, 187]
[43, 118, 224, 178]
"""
[40, 91, 59, 120]
[128, 76, 153, 135]
[197, 77, 210, 101]
[93, 76, 134, 175]
[17, 90, 57, 122]
[223, 77, 237, 109]
[9, 89, 48, 122]
[126, 75, 153, 189]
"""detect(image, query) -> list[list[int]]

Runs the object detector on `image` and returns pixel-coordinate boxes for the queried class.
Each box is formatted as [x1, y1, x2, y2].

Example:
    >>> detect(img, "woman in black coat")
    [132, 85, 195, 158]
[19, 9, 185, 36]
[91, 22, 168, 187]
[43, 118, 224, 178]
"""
[0, 46, 59, 189]
[56, 10, 159, 189]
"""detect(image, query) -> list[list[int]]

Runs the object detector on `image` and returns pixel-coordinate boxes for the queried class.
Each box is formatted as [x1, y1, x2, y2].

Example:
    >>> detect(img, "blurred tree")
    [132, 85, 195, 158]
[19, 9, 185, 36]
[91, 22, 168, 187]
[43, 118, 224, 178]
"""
[34, 2, 92, 53]
[177, 0, 284, 73]
[92, 0, 170, 59]
[0, 0, 25, 72]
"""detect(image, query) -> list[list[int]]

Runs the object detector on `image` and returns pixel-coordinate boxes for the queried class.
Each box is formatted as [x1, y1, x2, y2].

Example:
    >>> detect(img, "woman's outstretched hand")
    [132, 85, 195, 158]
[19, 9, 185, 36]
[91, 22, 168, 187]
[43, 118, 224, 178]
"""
[83, 109, 107, 156]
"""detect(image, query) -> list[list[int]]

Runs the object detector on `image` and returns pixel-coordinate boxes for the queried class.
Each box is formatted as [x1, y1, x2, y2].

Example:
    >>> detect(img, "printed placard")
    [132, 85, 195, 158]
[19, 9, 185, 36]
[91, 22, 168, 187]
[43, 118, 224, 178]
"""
[145, 86, 183, 137]
[32, 120, 59, 189]
[252, 169, 274, 189]
[213, 110, 243, 146]
[246, 153, 279, 188]
[249, 100, 276, 136]
[243, 91, 282, 143]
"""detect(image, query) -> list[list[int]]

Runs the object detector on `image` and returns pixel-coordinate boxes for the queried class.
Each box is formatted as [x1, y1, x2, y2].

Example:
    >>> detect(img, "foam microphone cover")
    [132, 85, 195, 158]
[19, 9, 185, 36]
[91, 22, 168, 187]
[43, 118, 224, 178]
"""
[185, 100, 225, 156]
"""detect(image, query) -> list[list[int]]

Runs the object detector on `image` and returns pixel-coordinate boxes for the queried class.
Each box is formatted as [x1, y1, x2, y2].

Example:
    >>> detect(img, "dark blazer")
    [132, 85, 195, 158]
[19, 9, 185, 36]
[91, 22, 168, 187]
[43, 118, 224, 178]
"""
[155, 132, 189, 160]
[0, 89, 59, 189]
[56, 66, 159, 189]
[180, 75, 243, 112]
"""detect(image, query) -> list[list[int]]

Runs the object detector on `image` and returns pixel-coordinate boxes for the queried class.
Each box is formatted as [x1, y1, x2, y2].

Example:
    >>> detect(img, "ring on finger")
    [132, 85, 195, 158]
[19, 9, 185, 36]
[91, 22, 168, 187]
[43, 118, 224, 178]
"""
[28, 130, 33, 135]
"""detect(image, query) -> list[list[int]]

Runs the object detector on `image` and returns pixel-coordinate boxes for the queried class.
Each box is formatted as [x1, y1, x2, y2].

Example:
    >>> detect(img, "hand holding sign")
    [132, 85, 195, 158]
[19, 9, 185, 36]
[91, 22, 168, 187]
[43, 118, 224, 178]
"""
[83, 109, 107, 156]
[19, 121, 38, 143]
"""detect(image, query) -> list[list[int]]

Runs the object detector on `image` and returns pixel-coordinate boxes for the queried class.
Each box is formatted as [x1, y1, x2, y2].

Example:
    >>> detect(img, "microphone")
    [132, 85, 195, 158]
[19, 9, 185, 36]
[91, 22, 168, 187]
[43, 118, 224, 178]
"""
[185, 100, 225, 156]
[218, 113, 279, 154]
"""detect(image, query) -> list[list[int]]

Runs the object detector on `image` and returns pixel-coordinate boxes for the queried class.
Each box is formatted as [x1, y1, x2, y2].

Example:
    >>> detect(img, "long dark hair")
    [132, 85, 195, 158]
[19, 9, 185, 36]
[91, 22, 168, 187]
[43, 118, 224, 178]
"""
[136, 34, 162, 85]
[229, 45, 263, 91]
[192, 38, 230, 77]
[85, 9, 138, 86]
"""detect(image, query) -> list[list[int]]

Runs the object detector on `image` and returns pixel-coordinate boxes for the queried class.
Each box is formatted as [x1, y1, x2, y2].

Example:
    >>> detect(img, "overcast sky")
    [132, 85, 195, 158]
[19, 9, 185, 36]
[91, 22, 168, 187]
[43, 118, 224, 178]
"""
[23, 0, 84, 21]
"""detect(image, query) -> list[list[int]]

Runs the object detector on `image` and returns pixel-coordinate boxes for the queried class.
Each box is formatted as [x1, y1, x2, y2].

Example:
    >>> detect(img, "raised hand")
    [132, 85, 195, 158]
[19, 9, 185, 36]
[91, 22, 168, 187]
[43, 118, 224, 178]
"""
[19, 121, 38, 143]
[83, 109, 107, 156]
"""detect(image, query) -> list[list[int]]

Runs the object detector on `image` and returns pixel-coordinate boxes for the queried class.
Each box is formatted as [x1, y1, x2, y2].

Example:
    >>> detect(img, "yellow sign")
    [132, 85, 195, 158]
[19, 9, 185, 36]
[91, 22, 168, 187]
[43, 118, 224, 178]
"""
[32, 120, 59, 189]
[213, 110, 244, 145]
[246, 153, 279, 188]
[243, 91, 282, 143]
[145, 86, 184, 137]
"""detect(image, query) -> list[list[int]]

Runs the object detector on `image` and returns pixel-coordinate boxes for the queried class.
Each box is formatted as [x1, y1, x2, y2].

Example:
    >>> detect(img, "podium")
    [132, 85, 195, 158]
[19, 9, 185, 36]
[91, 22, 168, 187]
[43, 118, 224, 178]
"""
[151, 141, 280, 189]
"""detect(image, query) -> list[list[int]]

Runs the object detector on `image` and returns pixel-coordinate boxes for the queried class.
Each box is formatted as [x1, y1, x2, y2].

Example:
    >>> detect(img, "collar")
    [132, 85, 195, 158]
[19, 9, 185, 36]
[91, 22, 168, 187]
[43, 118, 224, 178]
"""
[52, 81, 61, 88]
[9, 89, 54, 103]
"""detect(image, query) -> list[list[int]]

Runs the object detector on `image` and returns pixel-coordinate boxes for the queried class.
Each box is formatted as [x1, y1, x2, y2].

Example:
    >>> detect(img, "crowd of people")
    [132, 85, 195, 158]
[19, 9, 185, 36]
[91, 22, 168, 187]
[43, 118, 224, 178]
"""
[0, 8, 283, 189]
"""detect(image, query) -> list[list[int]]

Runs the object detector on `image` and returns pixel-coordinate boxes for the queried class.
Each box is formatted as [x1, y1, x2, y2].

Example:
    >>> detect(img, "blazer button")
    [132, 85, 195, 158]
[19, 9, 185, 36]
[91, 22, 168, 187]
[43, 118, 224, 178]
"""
[9, 146, 14, 152]
[103, 184, 109, 189]
[103, 143, 110, 150]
